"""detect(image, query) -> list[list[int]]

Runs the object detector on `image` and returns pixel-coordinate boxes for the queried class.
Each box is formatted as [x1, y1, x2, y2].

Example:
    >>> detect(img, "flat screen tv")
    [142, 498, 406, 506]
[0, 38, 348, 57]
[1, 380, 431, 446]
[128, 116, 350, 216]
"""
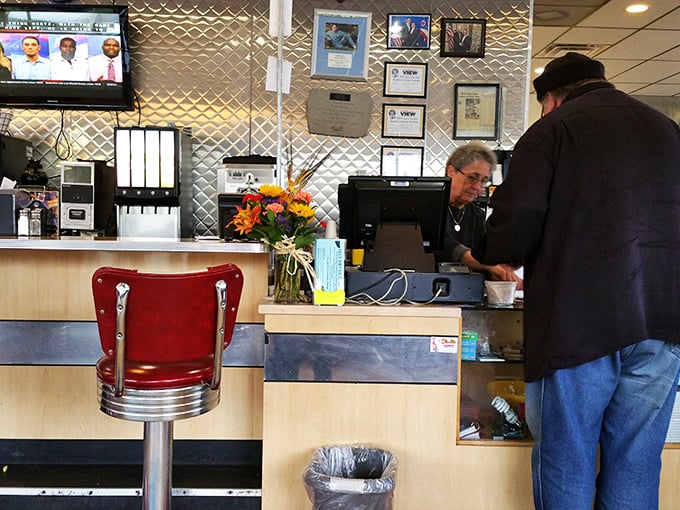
[338, 176, 451, 272]
[0, 4, 134, 110]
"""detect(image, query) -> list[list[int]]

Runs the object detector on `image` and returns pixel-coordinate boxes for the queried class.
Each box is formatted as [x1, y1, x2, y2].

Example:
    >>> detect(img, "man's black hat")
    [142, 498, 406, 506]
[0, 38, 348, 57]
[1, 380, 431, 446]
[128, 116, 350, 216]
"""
[533, 52, 605, 100]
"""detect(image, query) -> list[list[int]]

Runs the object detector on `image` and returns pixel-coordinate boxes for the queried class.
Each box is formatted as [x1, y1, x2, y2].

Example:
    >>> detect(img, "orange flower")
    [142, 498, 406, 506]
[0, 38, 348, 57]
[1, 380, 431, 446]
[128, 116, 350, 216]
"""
[265, 203, 285, 214]
[230, 203, 262, 234]
[292, 190, 313, 204]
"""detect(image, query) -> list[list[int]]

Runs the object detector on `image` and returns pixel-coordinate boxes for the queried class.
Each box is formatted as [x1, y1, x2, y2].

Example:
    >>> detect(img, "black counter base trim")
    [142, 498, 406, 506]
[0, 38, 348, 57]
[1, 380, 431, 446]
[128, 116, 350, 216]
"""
[0, 439, 262, 508]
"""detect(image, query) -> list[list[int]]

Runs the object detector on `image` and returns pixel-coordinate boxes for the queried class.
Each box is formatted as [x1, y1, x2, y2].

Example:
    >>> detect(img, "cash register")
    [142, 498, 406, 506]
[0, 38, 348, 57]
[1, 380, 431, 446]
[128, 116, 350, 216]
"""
[338, 175, 484, 304]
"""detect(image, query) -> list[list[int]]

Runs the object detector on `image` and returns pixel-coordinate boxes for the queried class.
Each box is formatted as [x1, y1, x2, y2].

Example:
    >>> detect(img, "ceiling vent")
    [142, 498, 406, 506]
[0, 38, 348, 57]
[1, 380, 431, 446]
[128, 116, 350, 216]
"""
[536, 43, 610, 59]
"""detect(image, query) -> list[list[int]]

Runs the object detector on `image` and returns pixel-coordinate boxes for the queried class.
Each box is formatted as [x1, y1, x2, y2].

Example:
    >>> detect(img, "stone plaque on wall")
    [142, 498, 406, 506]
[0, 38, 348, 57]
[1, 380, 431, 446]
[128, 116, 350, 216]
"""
[306, 89, 372, 138]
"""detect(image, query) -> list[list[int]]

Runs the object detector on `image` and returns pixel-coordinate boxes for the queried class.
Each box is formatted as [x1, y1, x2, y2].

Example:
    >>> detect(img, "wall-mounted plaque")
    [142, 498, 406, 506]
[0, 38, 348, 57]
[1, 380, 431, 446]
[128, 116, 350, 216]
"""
[307, 89, 373, 138]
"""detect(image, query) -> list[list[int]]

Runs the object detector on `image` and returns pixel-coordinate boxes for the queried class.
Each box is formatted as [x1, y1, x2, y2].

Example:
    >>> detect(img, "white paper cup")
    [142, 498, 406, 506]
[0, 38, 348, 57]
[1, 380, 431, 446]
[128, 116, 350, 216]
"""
[485, 281, 517, 306]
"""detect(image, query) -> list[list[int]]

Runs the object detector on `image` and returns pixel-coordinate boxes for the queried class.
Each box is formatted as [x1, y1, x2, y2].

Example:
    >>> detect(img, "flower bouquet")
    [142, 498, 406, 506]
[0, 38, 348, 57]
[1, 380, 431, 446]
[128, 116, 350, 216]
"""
[228, 147, 331, 303]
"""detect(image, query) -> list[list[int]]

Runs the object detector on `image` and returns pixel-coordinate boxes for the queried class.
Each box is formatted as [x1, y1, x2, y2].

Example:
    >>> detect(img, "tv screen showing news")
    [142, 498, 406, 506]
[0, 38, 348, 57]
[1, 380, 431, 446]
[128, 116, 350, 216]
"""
[0, 4, 134, 110]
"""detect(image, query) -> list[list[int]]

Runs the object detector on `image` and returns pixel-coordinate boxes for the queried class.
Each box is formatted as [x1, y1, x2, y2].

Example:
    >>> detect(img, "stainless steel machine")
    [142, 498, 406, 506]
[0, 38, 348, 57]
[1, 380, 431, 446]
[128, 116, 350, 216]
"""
[114, 127, 193, 238]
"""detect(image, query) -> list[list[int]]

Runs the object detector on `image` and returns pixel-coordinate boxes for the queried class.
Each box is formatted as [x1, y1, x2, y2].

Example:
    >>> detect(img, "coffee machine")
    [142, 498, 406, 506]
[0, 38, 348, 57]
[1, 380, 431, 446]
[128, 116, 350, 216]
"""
[114, 126, 193, 238]
[217, 155, 276, 239]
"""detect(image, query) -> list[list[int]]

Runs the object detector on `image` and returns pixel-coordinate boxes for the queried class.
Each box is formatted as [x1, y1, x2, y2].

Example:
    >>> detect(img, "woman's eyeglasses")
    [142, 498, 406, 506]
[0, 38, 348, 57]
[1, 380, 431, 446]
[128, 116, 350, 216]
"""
[455, 167, 490, 187]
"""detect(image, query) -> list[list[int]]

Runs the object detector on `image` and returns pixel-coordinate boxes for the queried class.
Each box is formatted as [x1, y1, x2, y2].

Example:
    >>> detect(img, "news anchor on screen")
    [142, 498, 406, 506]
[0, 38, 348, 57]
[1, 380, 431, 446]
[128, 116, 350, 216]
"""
[89, 37, 122, 82]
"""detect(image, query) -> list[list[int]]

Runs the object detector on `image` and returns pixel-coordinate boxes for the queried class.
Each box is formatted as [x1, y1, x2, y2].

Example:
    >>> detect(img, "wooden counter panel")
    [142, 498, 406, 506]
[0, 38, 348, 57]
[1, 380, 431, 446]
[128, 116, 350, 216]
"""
[260, 302, 462, 337]
[261, 383, 533, 510]
[0, 366, 263, 440]
[262, 382, 680, 509]
[0, 249, 268, 322]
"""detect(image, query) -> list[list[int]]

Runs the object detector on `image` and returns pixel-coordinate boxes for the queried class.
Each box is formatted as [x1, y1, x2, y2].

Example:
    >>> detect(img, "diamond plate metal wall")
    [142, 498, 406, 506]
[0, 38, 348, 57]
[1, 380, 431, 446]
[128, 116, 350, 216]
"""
[4, 0, 530, 236]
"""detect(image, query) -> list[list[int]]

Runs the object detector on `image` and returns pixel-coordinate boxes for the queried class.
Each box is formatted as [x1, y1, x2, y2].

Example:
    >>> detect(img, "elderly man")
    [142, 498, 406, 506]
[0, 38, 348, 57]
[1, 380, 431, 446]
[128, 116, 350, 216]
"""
[473, 52, 680, 510]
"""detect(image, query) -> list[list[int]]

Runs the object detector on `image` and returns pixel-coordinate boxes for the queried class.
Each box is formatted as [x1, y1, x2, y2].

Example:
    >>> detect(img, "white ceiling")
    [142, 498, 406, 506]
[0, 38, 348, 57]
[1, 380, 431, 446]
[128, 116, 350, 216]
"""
[532, 0, 680, 98]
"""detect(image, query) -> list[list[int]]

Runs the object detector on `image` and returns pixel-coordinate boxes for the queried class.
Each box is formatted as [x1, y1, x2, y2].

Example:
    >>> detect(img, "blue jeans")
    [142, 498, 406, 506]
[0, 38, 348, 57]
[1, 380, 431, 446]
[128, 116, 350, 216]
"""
[526, 339, 680, 510]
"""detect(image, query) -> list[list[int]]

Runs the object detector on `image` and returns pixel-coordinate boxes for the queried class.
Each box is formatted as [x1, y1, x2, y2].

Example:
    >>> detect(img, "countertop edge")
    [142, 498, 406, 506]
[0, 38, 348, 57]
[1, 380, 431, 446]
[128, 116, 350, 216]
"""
[258, 299, 462, 318]
[0, 237, 269, 253]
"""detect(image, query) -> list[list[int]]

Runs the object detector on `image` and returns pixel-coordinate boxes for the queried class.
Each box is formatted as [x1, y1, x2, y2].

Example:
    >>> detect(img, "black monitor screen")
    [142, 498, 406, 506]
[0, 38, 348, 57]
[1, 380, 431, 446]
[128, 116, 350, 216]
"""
[0, 4, 134, 110]
[338, 176, 451, 271]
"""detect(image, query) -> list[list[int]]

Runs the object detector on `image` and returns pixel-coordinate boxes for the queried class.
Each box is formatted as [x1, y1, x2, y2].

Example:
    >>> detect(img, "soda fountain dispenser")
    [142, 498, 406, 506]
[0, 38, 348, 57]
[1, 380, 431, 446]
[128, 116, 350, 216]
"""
[114, 126, 193, 238]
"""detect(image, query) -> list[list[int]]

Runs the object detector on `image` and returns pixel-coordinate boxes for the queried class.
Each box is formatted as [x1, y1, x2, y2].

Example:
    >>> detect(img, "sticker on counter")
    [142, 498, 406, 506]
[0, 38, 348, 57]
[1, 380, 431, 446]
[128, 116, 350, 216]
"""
[430, 336, 458, 353]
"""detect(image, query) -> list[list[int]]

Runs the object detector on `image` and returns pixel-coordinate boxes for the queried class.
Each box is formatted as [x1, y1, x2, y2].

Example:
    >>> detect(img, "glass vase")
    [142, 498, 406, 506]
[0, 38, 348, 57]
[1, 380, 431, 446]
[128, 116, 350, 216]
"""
[273, 252, 302, 303]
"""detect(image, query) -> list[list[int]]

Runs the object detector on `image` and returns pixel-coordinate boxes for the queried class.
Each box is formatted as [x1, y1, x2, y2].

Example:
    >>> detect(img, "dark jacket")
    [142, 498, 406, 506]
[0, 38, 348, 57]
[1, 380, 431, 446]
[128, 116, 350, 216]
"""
[472, 82, 680, 381]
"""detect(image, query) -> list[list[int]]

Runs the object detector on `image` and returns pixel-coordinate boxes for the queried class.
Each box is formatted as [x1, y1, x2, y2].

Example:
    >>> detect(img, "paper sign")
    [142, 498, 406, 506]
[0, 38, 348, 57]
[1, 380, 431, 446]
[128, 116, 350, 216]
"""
[265, 56, 292, 94]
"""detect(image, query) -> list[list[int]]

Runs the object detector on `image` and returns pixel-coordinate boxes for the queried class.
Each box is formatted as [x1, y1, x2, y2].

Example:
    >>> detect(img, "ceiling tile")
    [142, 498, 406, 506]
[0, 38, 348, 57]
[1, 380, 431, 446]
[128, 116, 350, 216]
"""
[616, 83, 647, 94]
[552, 26, 635, 45]
[578, 0, 679, 28]
[596, 29, 680, 60]
[657, 46, 680, 61]
[614, 60, 680, 83]
[597, 59, 642, 78]
[647, 6, 680, 29]
[659, 73, 680, 85]
[630, 83, 680, 96]
[531, 26, 569, 54]
[534, 6, 599, 26]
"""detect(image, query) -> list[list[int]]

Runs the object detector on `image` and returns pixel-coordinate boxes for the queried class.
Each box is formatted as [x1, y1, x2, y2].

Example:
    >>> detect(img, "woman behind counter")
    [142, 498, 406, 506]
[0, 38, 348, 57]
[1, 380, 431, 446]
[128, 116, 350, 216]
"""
[0, 42, 12, 80]
[437, 142, 522, 288]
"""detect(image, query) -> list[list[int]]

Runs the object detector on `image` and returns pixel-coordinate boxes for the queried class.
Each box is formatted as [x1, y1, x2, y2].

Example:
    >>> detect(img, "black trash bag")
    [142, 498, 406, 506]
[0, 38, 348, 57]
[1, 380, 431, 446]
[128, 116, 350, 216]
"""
[303, 445, 397, 510]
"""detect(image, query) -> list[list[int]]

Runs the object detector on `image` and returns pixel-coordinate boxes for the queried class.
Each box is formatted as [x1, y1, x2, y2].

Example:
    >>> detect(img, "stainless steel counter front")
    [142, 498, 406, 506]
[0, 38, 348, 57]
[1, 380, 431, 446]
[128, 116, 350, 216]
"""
[0, 321, 265, 367]
[264, 333, 457, 383]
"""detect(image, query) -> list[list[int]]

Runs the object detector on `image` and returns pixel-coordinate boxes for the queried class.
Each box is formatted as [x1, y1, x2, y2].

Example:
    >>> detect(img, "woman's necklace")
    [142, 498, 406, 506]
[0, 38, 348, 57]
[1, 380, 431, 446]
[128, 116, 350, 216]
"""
[449, 206, 465, 232]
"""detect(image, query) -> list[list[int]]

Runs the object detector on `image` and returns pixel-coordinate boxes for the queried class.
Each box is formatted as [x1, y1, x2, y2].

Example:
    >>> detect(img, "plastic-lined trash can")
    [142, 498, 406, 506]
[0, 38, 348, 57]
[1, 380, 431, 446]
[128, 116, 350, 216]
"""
[303, 445, 397, 510]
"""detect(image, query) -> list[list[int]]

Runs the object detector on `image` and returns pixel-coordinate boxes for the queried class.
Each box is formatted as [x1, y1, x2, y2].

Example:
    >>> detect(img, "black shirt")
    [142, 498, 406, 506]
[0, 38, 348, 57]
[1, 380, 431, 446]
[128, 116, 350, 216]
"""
[435, 202, 486, 264]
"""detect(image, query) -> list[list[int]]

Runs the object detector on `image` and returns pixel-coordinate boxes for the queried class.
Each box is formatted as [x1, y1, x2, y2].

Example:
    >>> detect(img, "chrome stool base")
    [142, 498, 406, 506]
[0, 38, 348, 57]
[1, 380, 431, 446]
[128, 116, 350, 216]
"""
[97, 381, 220, 422]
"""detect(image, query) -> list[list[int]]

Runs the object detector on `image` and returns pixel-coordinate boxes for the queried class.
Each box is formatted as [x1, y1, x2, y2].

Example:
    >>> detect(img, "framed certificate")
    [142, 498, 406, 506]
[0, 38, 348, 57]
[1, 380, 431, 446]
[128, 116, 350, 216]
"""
[381, 104, 426, 139]
[453, 83, 501, 140]
[380, 146, 424, 176]
[310, 9, 372, 81]
[383, 62, 428, 98]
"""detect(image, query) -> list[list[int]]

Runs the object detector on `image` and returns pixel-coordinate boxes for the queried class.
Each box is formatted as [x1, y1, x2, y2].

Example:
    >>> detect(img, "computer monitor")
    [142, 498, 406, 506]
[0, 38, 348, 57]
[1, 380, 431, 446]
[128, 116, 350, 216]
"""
[338, 176, 451, 272]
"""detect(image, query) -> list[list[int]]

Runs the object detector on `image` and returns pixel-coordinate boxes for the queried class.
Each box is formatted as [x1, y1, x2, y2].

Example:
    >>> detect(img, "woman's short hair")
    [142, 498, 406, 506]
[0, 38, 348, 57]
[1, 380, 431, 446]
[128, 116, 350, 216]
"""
[445, 141, 497, 172]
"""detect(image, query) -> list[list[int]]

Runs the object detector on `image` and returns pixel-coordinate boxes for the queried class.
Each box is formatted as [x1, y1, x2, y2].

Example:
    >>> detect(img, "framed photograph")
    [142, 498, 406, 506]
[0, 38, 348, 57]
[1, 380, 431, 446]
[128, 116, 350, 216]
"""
[453, 83, 501, 140]
[382, 104, 426, 139]
[383, 62, 428, 98]
[380, 146, 424, 177]
[386, 13, 431, 50]
[310, 9, 372, 81]
[440, 18, 486, 58]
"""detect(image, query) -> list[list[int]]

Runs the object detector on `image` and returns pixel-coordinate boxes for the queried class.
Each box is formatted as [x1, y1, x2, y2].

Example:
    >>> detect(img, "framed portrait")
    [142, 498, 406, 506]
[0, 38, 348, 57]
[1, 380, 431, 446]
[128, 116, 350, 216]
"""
[386, 13, 431, 50]
[382, 104, 426, 139]
[440, 18, 486, 58]
[453, 83, 501, 140]
[380, 146, 424, 177]
[383, 62, 428, 98]
[310, 9, 372, 81]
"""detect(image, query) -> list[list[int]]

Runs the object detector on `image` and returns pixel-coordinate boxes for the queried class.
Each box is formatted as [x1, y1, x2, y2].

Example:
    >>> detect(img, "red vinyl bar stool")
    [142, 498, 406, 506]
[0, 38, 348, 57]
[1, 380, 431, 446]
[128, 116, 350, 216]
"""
[92, 264, 244, 509]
